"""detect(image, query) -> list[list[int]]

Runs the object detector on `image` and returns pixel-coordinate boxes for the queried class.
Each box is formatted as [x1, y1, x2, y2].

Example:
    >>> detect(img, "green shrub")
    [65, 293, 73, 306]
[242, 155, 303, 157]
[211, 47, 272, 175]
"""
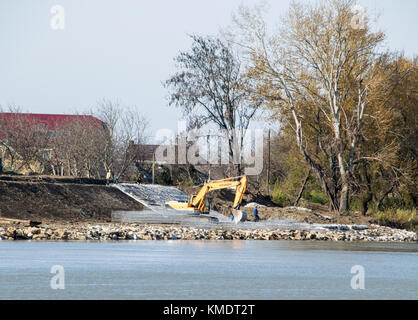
[380, 196, 402, 210]
[272, 183, 291, 207]
[375, 208, 417, 232]
[155, 167, 173, 185]
[308, 189, 329, 205]
[1, 166, 18, 175]
[178, 177, 194, 187]
[350, 197, 363, 211]
[129, 174, 139, 182]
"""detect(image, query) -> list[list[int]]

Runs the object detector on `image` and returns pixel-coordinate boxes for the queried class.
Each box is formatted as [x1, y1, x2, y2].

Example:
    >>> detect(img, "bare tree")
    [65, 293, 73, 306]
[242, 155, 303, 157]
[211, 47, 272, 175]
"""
[0, 105, 51, 173]
[165, 35, 263, 175]
[93, 99, 149, 180]
[230, 0, 386, 213]
[0, 101, 148, 179]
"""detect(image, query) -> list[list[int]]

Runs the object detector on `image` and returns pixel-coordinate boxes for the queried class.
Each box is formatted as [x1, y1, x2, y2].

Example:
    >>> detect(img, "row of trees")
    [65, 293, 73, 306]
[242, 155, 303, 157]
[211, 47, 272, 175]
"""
[165, 0, 417, 214]
[1, 0, 415, 216]
[0, 100, 148, 180]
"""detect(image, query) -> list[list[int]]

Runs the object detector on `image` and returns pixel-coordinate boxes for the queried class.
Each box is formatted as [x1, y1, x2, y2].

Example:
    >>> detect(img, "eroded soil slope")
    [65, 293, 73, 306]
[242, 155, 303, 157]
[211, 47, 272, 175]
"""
[0, 177, 143, 222]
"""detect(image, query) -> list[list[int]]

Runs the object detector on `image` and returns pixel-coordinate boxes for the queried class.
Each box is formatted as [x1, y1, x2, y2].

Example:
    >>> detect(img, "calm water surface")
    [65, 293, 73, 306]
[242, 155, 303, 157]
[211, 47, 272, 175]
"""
[0, 241, 417, 300]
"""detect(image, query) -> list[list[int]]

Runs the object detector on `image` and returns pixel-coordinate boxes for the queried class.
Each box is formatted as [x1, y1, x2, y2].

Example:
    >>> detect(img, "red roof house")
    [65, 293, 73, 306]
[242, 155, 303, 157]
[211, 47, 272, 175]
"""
[0, 113, 103, 131]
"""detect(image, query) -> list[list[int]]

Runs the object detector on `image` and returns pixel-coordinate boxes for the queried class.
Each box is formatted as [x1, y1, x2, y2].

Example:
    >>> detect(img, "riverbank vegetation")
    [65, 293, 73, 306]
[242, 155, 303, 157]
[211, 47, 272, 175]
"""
[165, 0, 416, 228]
[0, 0, 416, 232]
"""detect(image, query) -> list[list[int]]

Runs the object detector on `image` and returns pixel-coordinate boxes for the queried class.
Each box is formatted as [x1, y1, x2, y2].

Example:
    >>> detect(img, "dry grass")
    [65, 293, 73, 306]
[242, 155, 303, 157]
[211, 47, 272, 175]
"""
[375, 208, 417, 232]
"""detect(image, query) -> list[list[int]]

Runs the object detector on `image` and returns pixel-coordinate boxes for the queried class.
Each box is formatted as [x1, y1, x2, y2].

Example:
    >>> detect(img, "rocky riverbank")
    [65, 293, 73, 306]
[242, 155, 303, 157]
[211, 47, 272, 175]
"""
[0, 222, 416, 242]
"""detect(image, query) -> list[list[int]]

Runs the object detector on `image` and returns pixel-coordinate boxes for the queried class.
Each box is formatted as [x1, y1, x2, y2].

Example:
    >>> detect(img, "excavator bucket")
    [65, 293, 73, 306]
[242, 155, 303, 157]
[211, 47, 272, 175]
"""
[232, 209, 247, 224]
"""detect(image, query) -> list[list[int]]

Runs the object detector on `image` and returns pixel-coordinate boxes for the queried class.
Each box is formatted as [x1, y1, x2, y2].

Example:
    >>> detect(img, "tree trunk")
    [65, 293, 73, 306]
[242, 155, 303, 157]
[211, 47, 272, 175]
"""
[236, 163, 242, 176]
[294, 169, 311, 206]
[377, 186, 394, 211]
[361, 193, 373, 216]
[361, 162, 373, 216]
[339, 182, 350, 214]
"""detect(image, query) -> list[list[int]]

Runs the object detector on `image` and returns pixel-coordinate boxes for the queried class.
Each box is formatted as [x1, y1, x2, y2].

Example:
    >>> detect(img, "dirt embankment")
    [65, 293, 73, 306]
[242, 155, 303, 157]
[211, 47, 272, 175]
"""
[0, 175, 373, 227]
[0, 176, 143, 223]
[178, 184, 374, 226]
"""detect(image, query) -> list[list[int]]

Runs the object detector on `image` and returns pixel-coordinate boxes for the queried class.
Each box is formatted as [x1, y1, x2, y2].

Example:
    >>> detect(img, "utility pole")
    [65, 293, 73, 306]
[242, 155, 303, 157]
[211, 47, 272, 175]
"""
[267, 129, 271, 194]
[207, 134, 211, 182]
[152, 150, 155, 184]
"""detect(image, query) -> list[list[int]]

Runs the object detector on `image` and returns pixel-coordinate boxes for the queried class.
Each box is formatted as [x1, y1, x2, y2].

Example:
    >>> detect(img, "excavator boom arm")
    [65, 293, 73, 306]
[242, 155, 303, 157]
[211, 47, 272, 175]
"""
[191, 176, 247, 211]
[233, 176, 247, 209]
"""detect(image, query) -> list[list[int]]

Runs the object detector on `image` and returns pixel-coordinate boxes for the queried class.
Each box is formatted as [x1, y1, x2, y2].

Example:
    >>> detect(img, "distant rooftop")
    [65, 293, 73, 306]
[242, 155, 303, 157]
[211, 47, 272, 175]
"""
[0, 113, 104, 130]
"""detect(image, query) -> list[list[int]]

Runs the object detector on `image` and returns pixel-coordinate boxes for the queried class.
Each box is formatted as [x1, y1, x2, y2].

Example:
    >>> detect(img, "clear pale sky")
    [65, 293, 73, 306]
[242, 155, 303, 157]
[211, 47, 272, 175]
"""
[0, 0, 417, 136]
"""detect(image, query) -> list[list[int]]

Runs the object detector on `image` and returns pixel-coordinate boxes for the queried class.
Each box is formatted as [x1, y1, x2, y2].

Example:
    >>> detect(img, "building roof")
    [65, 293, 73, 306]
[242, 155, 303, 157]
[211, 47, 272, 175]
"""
[0, 113, 103, 130]
[131, 144, 161, 161]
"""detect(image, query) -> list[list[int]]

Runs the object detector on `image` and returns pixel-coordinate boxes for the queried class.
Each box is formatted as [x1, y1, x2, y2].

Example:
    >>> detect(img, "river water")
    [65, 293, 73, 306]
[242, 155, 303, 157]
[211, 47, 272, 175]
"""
[0, 241, 416, 300]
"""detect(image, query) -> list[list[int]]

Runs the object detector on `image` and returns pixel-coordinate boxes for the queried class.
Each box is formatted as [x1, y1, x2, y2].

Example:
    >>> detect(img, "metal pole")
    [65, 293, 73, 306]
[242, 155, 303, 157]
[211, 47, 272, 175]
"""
[267, 129, 271, 194]
[207, 134, 211, 181]
[152, 151, 155, 184]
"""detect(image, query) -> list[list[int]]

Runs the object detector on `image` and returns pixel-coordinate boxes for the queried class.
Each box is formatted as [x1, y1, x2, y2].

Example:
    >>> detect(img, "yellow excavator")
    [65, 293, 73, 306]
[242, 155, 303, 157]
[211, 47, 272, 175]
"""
[165, 176, 248, 215]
